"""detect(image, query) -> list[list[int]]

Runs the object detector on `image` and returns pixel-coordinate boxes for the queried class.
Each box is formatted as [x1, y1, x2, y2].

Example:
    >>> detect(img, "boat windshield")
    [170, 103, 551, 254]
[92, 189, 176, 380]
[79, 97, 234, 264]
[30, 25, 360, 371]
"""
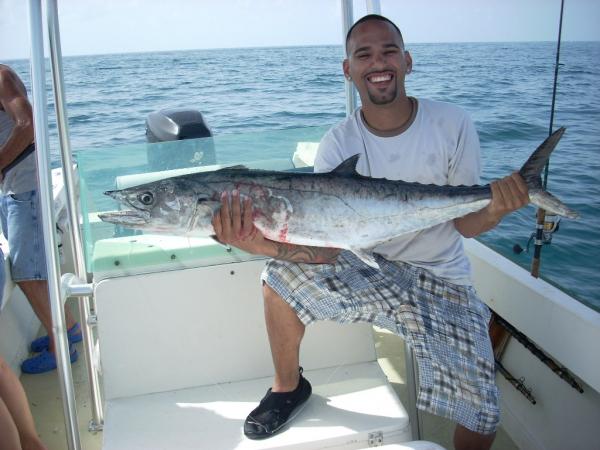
[77, 126, 329, 278]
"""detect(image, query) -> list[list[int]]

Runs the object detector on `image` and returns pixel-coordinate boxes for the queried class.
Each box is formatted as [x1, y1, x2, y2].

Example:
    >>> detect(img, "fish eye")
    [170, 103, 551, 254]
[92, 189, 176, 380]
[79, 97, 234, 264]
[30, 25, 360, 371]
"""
[138, 192, 154, 205]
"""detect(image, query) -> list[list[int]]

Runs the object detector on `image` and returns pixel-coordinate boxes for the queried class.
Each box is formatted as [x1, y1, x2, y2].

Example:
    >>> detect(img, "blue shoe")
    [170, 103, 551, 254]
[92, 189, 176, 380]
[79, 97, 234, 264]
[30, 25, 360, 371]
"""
[21, 346, 79, 374]
[30, 323, 82, 353]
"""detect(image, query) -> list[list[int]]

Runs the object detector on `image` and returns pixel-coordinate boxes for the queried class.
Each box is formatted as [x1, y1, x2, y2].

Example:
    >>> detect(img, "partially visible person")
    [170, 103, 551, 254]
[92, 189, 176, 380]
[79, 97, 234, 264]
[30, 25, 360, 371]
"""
[0, 248, 47, 450]
[0, 64, 81, 374]
[0, 354, 48, 450]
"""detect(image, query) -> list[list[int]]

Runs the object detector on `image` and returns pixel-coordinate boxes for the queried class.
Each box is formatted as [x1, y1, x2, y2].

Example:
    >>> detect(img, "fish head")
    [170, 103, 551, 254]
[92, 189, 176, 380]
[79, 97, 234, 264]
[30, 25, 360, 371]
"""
[98, 179, 217, 236]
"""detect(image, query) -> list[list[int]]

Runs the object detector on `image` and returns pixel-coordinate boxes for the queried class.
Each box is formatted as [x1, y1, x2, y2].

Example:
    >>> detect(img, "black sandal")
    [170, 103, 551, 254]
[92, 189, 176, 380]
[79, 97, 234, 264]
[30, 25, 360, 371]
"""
[244, 367, 312, 440]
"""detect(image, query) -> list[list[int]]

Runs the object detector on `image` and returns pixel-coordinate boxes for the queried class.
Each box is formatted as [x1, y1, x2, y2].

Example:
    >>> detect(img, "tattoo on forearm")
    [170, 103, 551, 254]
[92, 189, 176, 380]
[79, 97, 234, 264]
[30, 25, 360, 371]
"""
[273, 243, 340, 264]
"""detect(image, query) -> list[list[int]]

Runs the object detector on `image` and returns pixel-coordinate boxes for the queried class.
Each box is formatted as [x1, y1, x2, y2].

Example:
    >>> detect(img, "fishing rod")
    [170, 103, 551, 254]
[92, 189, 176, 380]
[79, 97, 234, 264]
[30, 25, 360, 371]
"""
[490, 313, 536, 404]
[530, 0, 565, 278]
[494, 314, 584, 393]
[498, 0, 574, 403]
[495, 359, 537, 405]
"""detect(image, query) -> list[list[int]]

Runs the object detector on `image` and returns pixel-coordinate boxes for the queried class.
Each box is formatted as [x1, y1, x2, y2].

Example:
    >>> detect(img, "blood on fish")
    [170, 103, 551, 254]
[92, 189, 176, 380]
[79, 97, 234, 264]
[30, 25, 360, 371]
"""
[252, 209, 261, 221]
[278, 223, 289, 242]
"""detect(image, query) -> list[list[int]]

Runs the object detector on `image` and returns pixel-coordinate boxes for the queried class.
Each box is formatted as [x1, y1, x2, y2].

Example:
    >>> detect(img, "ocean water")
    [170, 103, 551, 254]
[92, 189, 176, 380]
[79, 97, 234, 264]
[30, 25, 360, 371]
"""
[6, 42, 600, 311]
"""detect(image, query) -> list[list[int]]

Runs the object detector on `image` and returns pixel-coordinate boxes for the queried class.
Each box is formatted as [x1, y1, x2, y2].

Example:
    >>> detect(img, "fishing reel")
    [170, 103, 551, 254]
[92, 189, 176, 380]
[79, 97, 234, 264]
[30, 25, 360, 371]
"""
[513, 214, 561, 254]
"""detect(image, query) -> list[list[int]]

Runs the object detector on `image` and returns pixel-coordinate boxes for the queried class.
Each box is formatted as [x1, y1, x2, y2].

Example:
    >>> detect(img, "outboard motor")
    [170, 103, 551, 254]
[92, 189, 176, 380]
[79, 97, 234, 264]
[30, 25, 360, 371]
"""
[146, 108, 216, 171]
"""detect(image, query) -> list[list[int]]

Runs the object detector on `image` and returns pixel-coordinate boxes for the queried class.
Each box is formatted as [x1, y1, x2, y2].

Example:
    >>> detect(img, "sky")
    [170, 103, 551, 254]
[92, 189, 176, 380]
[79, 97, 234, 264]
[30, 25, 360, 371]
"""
[1, 0, 599, 60]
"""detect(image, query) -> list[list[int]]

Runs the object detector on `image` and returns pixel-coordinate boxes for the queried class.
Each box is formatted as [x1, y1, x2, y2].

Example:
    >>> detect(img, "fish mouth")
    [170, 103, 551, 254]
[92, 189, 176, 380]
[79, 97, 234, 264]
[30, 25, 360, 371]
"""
[104, 189, 121, 199]
[100, 189, 150, 226]
[98, 209, 150, 226]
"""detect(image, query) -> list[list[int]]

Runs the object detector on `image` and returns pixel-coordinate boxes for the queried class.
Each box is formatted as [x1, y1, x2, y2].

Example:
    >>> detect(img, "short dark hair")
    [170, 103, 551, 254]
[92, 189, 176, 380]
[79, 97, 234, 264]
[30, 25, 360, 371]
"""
[345, 14, 404, 56]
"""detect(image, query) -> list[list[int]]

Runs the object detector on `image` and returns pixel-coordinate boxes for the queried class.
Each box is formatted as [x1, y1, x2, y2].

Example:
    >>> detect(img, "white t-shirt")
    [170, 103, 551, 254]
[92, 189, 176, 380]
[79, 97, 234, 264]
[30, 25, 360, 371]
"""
[315, 98, 481, 285]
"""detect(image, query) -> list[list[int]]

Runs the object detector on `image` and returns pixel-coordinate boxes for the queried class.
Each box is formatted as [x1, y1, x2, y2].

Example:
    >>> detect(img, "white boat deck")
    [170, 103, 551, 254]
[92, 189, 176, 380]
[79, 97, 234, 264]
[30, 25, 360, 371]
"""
[20, 326, 519, 450]
[103, 362, 410, 450]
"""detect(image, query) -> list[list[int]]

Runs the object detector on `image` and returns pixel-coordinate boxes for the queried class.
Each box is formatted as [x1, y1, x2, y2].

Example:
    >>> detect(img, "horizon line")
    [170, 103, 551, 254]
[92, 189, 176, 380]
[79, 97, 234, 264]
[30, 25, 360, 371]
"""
[4, 39, 599, 62]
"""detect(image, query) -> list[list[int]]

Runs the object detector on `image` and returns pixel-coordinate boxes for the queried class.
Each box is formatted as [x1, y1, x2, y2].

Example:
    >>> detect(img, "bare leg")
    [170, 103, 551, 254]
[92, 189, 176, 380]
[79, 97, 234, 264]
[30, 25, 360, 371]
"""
[454, 424, 495, 450]
[17, 280, 77, 353]
[263, 284, 305, 392]
[0, 357, 47, 450]
[0, 397, 21, 450]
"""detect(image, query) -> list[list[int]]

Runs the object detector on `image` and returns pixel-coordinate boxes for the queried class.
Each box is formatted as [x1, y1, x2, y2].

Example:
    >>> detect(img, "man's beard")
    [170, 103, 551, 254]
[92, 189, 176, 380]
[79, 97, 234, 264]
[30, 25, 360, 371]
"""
[366, 83, 397, 105]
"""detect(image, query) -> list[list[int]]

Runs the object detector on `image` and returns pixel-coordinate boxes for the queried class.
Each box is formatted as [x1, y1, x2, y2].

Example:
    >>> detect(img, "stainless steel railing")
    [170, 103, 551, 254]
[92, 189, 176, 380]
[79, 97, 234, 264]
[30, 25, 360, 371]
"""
[27, 1, 82, 449]
[340, 0, 358, 116]
[28, 0, 105, 448]
[47, 0, 104, 431]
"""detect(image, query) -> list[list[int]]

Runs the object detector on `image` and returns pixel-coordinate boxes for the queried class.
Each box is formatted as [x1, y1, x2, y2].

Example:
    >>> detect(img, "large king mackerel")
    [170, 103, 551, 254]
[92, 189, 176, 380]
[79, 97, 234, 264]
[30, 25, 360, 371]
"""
[99, 127, 577, 267]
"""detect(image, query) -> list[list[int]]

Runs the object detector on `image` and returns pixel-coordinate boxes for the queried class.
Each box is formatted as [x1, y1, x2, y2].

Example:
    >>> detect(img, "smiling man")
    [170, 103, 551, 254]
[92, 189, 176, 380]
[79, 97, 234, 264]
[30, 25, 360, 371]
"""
[213, 14, 529, 450]
[343, 16, 412, 110]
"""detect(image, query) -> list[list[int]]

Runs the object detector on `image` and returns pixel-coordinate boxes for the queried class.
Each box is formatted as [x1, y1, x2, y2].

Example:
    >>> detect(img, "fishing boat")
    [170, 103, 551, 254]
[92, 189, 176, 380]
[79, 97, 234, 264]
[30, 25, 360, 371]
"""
[1, 1, 599, 449]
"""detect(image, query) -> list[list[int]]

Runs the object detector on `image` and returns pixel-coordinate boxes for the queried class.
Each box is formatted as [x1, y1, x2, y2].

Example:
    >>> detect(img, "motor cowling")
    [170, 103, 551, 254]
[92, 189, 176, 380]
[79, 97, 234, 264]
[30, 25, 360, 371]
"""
[146, 108, 216, 170]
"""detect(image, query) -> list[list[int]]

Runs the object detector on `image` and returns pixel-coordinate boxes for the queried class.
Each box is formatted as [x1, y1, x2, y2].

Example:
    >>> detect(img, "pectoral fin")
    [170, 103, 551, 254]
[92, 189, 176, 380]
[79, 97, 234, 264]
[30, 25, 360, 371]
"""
[210, 235, 232, 252]
[190, 200, 222, 235]
[204, 200, 223, 212]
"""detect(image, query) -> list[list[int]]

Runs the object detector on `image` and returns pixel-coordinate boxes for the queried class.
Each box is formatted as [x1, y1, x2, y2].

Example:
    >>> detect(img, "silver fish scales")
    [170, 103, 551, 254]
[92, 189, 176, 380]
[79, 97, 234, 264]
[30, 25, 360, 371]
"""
[99, 128, 576, 267]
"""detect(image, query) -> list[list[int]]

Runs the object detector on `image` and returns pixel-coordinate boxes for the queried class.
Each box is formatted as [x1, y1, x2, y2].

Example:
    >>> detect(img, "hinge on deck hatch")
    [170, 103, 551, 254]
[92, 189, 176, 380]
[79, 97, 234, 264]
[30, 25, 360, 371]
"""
[367, 431, 384, 447]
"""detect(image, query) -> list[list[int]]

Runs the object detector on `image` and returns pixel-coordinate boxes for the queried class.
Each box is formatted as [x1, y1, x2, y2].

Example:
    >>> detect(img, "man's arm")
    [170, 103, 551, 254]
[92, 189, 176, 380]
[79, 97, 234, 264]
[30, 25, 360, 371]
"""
[454, 172, 530, 238]
[0, 67, 34, 173]
[211, 190, 341, 264]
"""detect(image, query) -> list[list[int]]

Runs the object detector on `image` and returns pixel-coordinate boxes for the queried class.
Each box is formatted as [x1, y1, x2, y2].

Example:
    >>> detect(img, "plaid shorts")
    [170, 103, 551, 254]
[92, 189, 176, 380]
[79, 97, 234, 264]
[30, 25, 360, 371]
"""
[261, 250, 500, 434]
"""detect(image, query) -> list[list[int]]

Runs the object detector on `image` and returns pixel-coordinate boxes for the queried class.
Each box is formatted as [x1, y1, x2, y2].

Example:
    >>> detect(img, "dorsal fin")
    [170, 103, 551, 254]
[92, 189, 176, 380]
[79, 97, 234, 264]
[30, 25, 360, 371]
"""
[331, 154, 360, 175]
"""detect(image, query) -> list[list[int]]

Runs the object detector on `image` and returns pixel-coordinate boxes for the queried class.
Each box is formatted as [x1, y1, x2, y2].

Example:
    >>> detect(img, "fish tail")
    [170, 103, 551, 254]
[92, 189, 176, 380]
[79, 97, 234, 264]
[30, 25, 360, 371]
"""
[519, 127, 578, 219]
